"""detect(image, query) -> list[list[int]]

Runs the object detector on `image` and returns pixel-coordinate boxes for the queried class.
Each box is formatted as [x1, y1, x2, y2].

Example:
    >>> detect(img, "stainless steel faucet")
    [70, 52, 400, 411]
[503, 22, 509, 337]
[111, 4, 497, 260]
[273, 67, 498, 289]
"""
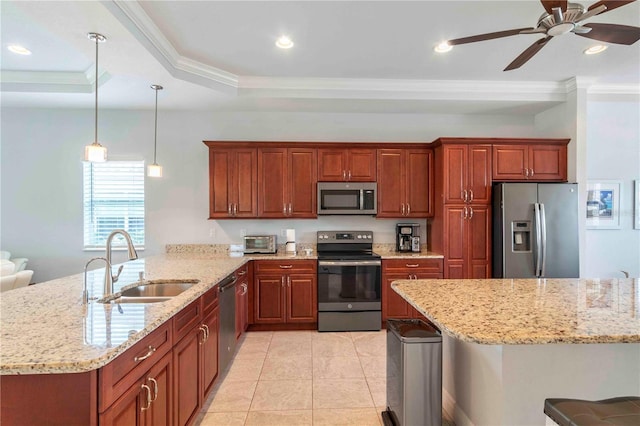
[104, 229, 138, 298]
[83, 257, 111, 304]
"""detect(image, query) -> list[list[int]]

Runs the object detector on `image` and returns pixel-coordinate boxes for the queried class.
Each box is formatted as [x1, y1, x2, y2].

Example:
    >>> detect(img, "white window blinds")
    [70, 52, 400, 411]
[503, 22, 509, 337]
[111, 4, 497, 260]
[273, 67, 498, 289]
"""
[83, 161, 145, 249]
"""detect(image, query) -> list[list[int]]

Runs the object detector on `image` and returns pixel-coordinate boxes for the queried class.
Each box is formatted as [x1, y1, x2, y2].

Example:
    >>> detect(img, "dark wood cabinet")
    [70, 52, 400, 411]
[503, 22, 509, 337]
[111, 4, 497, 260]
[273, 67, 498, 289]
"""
[253, 260, 317, 325]
[258, 147, 317, 218]
[173, 286, 219, 426]
[318, 148, 376, 181]
[442, 205, 491, 279]
[377, 148, 433, 218]
[442, 144, 492, 204]
[208, 148, 257, 218]
[382, 259, 443, 322]
[493, 143, 567, 181]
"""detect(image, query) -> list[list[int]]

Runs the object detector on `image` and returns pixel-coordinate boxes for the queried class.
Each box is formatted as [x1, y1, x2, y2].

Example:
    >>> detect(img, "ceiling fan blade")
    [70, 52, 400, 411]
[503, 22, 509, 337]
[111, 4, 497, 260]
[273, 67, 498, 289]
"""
[588, 1, 636, 15]
[540, 0, 568, 14]
[448, 28, 534, 45]
[577, 23, 640, 45]
[504, 37, 553, 71]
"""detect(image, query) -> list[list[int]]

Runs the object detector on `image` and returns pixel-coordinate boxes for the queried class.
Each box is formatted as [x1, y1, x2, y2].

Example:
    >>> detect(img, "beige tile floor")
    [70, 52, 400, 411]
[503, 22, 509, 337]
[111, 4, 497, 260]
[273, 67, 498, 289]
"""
[196, 330, 452, 426]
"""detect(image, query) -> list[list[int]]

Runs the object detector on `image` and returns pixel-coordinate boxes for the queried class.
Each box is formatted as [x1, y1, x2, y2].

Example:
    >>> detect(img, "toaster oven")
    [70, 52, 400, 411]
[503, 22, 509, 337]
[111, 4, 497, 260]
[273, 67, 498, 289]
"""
[243, 235, 277, 254]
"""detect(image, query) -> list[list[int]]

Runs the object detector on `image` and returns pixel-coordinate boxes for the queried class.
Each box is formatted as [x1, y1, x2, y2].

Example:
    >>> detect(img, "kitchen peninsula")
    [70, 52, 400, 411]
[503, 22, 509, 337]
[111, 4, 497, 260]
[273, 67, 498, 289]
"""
[392, 278, 640, 425]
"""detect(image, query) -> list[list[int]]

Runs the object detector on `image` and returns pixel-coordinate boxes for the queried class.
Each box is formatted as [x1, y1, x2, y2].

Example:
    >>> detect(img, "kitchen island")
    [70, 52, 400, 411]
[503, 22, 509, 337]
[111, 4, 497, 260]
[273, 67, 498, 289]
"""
[392, 278, 640, 426]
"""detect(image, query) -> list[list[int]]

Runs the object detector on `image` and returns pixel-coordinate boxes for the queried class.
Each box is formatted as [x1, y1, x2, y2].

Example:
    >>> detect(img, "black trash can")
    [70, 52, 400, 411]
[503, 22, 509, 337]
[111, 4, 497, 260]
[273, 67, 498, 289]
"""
[382, 318, 442, 426]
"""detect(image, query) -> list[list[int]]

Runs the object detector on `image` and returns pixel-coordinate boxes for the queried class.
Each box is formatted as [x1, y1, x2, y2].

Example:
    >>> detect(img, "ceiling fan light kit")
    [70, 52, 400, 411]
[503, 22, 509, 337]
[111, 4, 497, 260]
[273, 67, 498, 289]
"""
[275, 35, 294, 49]
[434, 41, 453, 53]
[444, 0, 640, 70]
[584, 44, 608, 54]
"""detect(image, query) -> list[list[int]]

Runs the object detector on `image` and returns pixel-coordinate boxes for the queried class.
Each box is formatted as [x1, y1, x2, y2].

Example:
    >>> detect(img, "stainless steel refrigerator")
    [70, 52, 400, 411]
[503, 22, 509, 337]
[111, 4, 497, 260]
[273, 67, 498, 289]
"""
[492, 183, 579, 278]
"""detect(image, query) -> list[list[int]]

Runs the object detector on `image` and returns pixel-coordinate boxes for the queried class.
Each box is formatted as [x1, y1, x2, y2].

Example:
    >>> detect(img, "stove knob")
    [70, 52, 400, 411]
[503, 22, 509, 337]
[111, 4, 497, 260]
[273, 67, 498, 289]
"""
[357, 235, 362, 239]
[367, 235, 372, 239]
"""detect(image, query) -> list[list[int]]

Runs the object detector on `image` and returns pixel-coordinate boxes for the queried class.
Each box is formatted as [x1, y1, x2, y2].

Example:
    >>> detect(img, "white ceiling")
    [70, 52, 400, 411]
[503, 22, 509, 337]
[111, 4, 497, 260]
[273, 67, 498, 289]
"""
[2, 0, 639, 114]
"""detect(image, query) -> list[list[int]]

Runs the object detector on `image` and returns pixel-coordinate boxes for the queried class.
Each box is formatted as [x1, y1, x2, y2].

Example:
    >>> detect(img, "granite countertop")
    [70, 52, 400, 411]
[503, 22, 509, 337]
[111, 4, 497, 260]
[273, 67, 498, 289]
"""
[392, 278, 640, 345]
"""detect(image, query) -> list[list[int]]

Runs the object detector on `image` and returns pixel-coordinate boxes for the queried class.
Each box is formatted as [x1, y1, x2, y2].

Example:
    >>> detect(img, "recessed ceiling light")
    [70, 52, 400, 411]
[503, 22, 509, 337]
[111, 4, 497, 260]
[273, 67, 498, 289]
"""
[276, 35, 294, 49]
[8, 44, 31, 55]
[434, 41, 453, 53]
[584, 45, 607, 55]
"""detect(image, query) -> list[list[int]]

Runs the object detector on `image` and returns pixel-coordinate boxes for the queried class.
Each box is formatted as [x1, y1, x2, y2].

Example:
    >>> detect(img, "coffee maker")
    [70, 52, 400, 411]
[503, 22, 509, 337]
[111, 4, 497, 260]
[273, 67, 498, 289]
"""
[396, 223, 420, 252]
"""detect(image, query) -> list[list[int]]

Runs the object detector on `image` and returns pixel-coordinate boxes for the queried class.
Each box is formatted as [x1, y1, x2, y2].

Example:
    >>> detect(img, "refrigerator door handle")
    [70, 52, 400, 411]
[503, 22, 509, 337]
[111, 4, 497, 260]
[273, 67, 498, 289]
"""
[534, 203, 543, 277]
[540, 203, 547, 277]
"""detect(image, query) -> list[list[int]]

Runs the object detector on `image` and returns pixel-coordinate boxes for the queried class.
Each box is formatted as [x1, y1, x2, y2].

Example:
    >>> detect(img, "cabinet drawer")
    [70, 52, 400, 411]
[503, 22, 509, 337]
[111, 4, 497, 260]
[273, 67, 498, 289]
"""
[383, 258, 443, 273]
[99, 321, 172, 412]
[173, 298, 202, 341]
[254, 260, 317, 274]
[202, 285, 219, 316]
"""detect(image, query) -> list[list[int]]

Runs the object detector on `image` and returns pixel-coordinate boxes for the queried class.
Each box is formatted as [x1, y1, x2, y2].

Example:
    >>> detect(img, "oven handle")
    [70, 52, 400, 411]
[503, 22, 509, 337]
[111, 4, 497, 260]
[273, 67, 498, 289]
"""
[318, 260, 381, 266]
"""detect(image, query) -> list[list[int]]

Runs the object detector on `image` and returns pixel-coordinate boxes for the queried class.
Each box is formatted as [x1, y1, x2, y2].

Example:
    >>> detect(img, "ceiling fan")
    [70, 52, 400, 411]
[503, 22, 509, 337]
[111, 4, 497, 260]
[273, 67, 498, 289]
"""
[445, 0, 640, 71]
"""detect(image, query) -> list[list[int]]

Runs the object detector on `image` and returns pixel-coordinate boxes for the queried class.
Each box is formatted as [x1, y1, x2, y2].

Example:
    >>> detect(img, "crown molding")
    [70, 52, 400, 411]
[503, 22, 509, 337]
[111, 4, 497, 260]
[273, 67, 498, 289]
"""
[106, 0, 238, 93]
[0, 69, 110, 94]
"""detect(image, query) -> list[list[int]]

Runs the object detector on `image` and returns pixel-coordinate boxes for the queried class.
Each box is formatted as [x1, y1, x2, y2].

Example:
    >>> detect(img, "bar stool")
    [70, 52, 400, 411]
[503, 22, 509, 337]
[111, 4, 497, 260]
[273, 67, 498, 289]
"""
[544, 396, 640, 425]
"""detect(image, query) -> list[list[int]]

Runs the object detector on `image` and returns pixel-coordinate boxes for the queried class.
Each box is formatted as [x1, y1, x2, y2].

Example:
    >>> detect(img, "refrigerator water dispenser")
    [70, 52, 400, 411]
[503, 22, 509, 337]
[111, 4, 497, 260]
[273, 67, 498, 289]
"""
[511, 221, 531, 252]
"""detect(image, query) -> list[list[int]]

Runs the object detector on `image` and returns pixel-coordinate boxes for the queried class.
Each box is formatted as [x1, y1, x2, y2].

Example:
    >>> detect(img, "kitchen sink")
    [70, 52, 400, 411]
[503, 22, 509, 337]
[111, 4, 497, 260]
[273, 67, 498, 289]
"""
[100, 280, 198, 304]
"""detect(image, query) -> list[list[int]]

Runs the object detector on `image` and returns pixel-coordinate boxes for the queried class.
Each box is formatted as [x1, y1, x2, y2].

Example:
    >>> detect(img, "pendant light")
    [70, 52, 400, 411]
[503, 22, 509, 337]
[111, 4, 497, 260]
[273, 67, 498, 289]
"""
[84, 32, 107, 162]
[147, 84, 163, 177]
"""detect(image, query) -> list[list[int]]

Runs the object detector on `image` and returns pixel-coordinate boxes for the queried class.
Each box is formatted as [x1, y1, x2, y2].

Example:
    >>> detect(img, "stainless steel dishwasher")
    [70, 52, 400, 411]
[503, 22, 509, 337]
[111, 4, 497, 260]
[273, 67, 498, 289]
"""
[217, 273, 237, 373]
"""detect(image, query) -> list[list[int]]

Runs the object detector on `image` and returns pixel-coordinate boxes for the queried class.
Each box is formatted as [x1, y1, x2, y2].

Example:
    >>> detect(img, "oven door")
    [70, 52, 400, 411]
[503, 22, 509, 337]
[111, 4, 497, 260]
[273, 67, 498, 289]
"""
[317, 260, 381, 311]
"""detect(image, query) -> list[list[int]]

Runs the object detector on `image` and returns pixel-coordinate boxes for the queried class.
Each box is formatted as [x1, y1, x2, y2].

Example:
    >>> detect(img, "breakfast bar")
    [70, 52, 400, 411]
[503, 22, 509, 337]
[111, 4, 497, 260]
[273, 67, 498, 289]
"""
[392, 278, 640, 425]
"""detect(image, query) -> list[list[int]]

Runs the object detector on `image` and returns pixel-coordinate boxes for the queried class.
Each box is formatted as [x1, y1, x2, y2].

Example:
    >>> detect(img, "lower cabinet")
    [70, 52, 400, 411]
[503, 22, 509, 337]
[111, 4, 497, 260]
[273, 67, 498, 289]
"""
[382, 259, 443, 323]
[253, 260, 317, 325]
[100, 351, 172, 426]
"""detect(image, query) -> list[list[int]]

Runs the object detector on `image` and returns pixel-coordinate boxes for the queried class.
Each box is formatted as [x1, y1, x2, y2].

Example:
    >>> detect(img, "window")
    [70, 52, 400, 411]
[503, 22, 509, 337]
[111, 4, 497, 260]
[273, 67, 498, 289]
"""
[83, 161, 145, 249]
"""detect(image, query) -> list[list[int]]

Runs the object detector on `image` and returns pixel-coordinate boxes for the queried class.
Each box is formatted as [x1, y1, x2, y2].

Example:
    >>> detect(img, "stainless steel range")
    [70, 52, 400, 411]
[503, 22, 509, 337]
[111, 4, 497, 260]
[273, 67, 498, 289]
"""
[317, 231, 381, 332]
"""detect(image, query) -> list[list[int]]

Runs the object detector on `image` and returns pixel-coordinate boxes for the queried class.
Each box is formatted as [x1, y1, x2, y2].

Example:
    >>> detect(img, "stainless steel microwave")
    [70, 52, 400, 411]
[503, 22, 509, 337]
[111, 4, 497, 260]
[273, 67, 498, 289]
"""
[317, 182, 377, 215]
[243, 235, 277, 254]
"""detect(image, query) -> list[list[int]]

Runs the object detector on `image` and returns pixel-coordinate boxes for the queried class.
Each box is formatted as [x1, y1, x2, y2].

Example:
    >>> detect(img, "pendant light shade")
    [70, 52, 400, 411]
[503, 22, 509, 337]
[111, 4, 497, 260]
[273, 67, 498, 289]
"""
[147, 84, 163, 178]
[84, 32, 107, 162]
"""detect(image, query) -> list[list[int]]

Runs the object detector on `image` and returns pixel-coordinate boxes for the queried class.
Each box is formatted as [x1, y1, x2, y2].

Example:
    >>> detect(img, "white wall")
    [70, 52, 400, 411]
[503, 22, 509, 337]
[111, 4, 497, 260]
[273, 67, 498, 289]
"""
[584, 98, 640, 278]
[1, 107, 536, 282]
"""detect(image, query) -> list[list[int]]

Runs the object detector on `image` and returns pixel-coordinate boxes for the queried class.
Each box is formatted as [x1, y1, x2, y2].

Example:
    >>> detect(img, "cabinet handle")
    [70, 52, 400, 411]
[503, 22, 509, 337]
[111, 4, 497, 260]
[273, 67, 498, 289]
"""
[237, 269, 247, 276]
[283, 204, 287, 215]
[348, 170, 352, 180]
[406, 203, 411, 215]
[134, 346, 156, 362]
[203, 324, 210, 341]
[401, 203, 405, 215]
[281, 276, 285, 287]
[234, 204, 238, 215]
[289, 203, 293, 215]
[469, 190, 474, 202]
[141, 383, 152, 411]
[228, 204, 233, 215]
[148, 377, 159, 402]
[469, 207, 474, 219]
[342, 170, 346, 180]
[279, 264, 293, 269]
[524, 168, 529, 177]
[529, 168, 534, 177]
[241, 283, 248, 295]
[198, 326, 207, 345]
[287, 276, 291, 287]
[405, 264, 419, 268]
[463, 189, 468, 202]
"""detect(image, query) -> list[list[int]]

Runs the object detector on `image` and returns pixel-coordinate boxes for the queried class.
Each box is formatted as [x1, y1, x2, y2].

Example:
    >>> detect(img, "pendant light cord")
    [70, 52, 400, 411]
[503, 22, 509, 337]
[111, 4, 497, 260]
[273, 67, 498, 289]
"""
[94, 35, 99, 145]
[153, 87, 158, 164]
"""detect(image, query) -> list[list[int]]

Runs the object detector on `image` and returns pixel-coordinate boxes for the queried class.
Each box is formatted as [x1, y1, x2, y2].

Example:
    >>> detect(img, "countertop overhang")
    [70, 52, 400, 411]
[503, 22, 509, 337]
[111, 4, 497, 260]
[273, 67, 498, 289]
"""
[392, 278, 640, 345]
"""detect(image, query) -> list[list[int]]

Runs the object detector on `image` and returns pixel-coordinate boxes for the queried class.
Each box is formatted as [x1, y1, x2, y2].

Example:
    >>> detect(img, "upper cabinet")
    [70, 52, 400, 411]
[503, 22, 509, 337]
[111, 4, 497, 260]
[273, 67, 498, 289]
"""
[441, 144, 492, 205]
[208, 148, 257, 219]
[377, 148, 433, 218]
[493, 141, 568, 181]
[258, 147, 317, 218]
[318, 148, 377, 181]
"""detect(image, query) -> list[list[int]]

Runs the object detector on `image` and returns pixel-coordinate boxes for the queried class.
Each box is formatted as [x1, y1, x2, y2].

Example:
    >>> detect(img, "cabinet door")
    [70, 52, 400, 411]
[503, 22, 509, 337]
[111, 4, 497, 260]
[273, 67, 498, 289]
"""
[146, 351, 172, 426]
[347, 149, 377, 181]
[382, 273, 412, 321]
[209, 149, 234, 218]
[233, 149, 258, 217]
[100, 379, 146, 426]
[286, 274, 317, 323]
[468, 145, 492, 204]
[258, 148, 288, 217]
[173, 328, 202, 426]
[492, 145, 527, 180]
[467, 205, 491, 279]
[318, 149, 348, 181]
[376, 149, 404, 217]
[405, 149, 433, 217]
[202, 307, 219, 398]
[443, 206, 466, 279]
[443, 145, 467, 203]
[528, 145, 567, 181]
[254, 274, 286, 324]
[289, 148, 317, 218]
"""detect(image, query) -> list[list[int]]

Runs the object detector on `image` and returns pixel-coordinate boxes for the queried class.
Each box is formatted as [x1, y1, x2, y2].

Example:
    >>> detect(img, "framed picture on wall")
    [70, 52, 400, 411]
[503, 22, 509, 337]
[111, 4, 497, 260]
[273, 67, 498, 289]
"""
[586, 180, 622, 229]
[635, 180, 640, 230]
